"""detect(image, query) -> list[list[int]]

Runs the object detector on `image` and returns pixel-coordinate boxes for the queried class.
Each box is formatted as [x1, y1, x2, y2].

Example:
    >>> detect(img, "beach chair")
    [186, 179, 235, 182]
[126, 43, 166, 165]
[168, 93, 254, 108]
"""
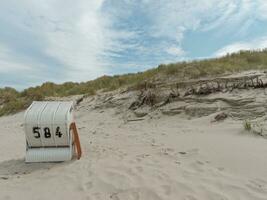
[24, 101, 82, 163]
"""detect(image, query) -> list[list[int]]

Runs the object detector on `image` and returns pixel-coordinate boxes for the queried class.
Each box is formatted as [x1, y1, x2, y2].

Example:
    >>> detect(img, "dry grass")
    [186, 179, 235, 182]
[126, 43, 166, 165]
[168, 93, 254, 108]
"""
[1, 49, 267, 116]
[243, 120, 252, 131]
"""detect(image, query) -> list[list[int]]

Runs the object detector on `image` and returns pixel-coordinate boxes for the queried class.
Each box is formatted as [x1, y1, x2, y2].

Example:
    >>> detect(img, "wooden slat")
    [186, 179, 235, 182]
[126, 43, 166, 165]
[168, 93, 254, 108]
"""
[70, 122, 82, 159]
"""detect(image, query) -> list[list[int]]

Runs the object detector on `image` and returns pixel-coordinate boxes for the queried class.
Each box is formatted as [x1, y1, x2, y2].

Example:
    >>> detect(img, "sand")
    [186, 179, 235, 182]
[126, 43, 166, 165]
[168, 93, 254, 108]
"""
[1, 88, 267, 200]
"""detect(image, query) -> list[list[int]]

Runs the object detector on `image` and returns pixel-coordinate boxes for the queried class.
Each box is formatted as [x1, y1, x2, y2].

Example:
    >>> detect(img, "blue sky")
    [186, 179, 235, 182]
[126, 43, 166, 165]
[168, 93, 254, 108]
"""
[1, 0, 267, 90]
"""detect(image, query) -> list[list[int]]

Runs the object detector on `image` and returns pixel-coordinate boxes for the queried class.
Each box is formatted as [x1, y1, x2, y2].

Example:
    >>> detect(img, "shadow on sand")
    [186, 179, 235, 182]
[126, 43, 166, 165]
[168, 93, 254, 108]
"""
[0, 158, 71, 177]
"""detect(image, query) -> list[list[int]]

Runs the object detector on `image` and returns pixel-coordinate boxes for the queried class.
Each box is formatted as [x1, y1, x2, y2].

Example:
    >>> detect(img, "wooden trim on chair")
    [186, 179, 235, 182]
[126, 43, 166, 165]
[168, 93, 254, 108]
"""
[70, 122, 82, 159]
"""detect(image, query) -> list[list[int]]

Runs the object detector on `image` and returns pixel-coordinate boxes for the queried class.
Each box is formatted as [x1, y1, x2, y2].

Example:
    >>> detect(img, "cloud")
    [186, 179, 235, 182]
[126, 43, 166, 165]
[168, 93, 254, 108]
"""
[165, 46, 186, 57]
[258, 0, 267, 19]
[0, 0, 138, 88]
[214, 37, 267, 57]
[22, 0, 126, 80]
[0, 45, 30, 72]
[101, 0, 234, 67]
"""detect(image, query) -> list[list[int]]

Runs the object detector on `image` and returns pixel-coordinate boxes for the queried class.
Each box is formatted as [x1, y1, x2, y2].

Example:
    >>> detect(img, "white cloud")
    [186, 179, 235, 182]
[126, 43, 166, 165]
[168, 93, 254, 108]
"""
[258, 0, 267, 19]
[0, 44, 32, 72]
[22, 0, 133, 81]
[201, 1, 238, 32]
[214, 37, 267, 57]
[165, 46, 186, 57]
[0, 0, 139, 86]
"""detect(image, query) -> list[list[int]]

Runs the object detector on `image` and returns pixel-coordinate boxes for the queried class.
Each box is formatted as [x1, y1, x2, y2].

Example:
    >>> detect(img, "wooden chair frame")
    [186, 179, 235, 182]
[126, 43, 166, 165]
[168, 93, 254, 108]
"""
[70, 122, 82, 159]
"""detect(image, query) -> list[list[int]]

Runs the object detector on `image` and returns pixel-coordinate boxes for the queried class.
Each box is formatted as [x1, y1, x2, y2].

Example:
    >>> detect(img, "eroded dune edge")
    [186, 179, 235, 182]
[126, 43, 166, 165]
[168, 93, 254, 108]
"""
[1, 71, 267, 200]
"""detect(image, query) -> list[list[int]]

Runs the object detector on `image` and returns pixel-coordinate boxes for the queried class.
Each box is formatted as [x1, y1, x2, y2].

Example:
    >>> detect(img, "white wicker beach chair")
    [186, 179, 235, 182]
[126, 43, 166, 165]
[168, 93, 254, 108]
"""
[24, 101, 82, 163]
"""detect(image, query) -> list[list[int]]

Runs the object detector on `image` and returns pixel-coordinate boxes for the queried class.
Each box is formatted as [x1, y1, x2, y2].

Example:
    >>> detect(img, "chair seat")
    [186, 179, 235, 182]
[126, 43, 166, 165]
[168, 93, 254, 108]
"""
[25, 147, 73, 163]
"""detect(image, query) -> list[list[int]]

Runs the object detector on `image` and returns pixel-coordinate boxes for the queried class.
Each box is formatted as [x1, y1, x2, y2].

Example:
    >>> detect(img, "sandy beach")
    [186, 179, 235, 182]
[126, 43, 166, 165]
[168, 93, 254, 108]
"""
[1, 83, 267, 200]
[1, 1, 267, 199]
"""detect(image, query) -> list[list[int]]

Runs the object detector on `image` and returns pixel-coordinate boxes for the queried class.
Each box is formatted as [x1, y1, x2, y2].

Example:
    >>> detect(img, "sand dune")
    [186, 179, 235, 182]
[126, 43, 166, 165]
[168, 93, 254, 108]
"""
[1, 78, 267, 199]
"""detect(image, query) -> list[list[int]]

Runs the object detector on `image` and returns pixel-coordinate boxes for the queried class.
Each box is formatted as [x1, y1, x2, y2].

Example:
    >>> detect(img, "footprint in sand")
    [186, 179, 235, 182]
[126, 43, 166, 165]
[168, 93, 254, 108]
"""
[85, 181, 93, 190]
[135, 166, 143, 173]
[177, 148, 199, 157]
[217, 167, 224, 171]
[159, 147, 175, 156]
[135, 154, 150, 162]
[2, 195, 11, 200]
[246, 179, 267, 194]
[110, 188, 162, 200]
[184, 194, 198, 200]
[161, 185, 172, 196]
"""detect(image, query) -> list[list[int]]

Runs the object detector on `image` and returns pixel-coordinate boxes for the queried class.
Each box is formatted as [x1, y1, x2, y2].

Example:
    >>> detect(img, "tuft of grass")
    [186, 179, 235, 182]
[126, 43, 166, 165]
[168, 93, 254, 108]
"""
[243, 120, 266, 137]
[243, 120, 252, 131]
[0, 99, 29, 116]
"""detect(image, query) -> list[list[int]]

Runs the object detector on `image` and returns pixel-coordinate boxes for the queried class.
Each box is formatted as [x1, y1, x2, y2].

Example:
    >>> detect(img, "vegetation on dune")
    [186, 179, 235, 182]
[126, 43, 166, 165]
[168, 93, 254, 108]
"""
[243, 120, 252, 131]
[243, 119, 267, 137]
[1, 49, 267, 116]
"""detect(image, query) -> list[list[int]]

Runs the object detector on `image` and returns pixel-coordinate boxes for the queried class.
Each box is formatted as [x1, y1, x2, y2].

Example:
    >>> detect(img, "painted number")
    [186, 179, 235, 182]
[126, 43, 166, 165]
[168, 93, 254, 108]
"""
[33, 127, 41, 138]
[32, 127, 63, 138]
[44, 127, 51, 138]
[55, 127, 62, 138]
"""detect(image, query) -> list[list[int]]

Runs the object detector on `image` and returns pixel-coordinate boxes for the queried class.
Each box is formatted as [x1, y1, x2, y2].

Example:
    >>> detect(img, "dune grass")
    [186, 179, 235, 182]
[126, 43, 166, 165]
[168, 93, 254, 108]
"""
[1, 49, 267, 116]
[243, 120, 252, 131]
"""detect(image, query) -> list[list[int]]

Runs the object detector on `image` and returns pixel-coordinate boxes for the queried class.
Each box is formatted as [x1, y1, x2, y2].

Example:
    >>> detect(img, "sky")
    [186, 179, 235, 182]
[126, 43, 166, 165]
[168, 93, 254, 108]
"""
[1, 0, 267, 90]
